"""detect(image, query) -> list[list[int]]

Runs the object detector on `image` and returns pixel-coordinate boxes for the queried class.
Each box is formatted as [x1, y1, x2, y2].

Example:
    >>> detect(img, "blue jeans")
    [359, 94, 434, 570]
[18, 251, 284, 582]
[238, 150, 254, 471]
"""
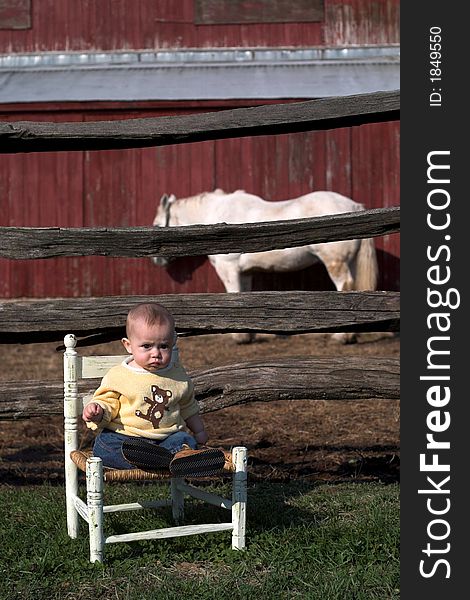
[93, 429, 197, 469]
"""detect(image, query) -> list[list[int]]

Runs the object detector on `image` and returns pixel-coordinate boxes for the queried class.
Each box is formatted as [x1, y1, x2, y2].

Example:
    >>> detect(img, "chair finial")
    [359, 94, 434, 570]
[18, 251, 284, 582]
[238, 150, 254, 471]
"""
[64, 334, 77, 349]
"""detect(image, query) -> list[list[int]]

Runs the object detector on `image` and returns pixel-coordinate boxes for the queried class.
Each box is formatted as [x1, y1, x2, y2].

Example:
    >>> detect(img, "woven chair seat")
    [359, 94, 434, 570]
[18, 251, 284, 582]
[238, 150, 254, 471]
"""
[70, 449, 234, 482]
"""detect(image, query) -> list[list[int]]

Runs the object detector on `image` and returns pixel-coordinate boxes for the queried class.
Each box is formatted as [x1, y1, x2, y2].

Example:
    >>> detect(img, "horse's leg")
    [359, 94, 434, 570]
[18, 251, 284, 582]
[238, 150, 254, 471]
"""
[325, 262, 358, 342]
[211, 257, 254, 344]
[314, 245, 357, 344]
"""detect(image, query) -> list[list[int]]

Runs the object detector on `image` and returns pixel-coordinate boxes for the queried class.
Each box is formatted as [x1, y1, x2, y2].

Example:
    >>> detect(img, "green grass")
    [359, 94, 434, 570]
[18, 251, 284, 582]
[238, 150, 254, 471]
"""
[0, 480, 399, 600]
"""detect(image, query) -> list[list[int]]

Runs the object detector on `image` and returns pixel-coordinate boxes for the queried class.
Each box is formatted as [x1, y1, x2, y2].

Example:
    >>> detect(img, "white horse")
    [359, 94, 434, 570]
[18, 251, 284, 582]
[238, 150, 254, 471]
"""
[152, 189, 378, 343]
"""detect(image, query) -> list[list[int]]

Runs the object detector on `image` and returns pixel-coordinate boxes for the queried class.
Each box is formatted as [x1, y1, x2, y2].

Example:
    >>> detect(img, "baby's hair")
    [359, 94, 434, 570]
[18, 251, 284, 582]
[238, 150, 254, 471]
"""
[126, 303, 175, 338]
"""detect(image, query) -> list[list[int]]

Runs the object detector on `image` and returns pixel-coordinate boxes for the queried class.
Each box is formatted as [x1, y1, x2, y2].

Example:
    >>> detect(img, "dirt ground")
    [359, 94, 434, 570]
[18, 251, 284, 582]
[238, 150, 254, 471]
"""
[0, 332, 400, 486]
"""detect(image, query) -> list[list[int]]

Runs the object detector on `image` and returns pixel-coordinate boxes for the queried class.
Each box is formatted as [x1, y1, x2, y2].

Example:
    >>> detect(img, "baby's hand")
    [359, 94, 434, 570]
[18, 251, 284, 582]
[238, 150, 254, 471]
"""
[82, 402, 104, 423]
[194, 430, 208, 445]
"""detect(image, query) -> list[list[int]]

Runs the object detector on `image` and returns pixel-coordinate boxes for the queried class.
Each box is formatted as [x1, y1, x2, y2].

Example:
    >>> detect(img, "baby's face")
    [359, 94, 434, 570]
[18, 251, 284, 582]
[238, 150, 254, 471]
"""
[122, 319, 175, 372]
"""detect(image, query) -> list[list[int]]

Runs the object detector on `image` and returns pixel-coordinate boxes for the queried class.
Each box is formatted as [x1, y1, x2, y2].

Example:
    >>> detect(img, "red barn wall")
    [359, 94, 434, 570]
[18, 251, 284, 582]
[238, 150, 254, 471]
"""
[0, 0, 400, 298]
[0, 0, 399, 51]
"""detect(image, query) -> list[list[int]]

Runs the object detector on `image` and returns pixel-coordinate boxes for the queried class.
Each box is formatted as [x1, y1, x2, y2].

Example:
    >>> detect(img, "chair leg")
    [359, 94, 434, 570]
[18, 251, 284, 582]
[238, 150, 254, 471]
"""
[86, 457, 105, 563]
[64, 338, 80, 539]
[65, 443, 79, 538]
[231, 446, 247, 550]
[171, 477, 185, 523]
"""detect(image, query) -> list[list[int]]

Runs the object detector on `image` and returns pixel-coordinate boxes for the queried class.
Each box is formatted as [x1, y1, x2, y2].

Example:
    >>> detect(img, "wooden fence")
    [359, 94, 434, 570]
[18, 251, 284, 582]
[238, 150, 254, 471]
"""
[0, 90, 400, 419]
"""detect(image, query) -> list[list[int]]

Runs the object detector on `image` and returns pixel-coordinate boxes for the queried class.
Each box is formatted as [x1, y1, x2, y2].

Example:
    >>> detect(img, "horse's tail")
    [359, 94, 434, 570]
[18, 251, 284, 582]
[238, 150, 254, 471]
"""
[352, 237, 378, 291]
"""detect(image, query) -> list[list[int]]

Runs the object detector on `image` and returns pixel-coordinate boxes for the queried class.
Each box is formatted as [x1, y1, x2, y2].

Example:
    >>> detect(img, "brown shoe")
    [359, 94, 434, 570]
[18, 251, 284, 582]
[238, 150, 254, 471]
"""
[170, 447, 226, 477]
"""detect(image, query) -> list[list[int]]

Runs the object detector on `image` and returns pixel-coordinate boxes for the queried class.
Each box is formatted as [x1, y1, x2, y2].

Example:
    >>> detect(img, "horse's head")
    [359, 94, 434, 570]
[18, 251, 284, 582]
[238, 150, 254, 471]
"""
[153, 193, 177, 227]
[151, 193, 177, 267]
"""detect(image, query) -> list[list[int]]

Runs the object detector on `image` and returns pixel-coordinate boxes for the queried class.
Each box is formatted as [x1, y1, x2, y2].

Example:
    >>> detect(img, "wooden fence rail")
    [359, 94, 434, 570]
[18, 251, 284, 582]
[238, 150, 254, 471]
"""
[0, 90, 399, 154]
[0, 356, 399, 421]
[0, 206, 399, 260]
[0, 291, 400, 344]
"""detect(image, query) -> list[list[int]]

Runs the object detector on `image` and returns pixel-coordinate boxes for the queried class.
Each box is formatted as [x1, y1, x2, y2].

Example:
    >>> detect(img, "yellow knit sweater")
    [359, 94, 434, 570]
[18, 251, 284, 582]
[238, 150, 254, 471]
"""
[86, 357, 199, 440]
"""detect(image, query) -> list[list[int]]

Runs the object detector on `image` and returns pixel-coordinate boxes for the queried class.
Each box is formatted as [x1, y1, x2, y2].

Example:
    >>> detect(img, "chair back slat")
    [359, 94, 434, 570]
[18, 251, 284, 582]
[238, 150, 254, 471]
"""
[81, 356, 126, 379]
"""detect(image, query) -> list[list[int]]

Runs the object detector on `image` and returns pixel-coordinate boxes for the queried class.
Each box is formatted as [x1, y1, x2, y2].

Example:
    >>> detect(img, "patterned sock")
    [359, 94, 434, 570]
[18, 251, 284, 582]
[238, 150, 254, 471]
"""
[122, 437, 172, 471]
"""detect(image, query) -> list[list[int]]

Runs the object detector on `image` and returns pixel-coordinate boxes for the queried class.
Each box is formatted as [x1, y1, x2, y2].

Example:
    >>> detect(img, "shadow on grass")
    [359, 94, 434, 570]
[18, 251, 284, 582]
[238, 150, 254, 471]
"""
[0, 441, 400, 487]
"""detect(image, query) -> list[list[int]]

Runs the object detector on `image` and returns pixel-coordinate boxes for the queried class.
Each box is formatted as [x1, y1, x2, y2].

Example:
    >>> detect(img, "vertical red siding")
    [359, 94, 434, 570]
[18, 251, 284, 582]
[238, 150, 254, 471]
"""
[0, 0, 398, 52]
[324, 0, 400, 45]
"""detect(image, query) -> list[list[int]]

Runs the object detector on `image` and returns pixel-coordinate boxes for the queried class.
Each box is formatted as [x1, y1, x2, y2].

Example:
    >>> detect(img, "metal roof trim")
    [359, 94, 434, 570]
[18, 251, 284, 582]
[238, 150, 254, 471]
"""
[0, 46, 400, 69]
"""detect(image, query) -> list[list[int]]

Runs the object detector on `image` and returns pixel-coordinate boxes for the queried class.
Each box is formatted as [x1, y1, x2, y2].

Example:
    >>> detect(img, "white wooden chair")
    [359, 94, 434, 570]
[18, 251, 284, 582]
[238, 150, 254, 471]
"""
[63, 333, 247, 563]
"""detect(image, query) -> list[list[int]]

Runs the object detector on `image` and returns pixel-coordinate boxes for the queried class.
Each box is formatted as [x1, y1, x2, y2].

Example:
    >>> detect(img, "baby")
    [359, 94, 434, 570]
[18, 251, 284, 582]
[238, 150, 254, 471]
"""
[82, 302, 225, 477]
